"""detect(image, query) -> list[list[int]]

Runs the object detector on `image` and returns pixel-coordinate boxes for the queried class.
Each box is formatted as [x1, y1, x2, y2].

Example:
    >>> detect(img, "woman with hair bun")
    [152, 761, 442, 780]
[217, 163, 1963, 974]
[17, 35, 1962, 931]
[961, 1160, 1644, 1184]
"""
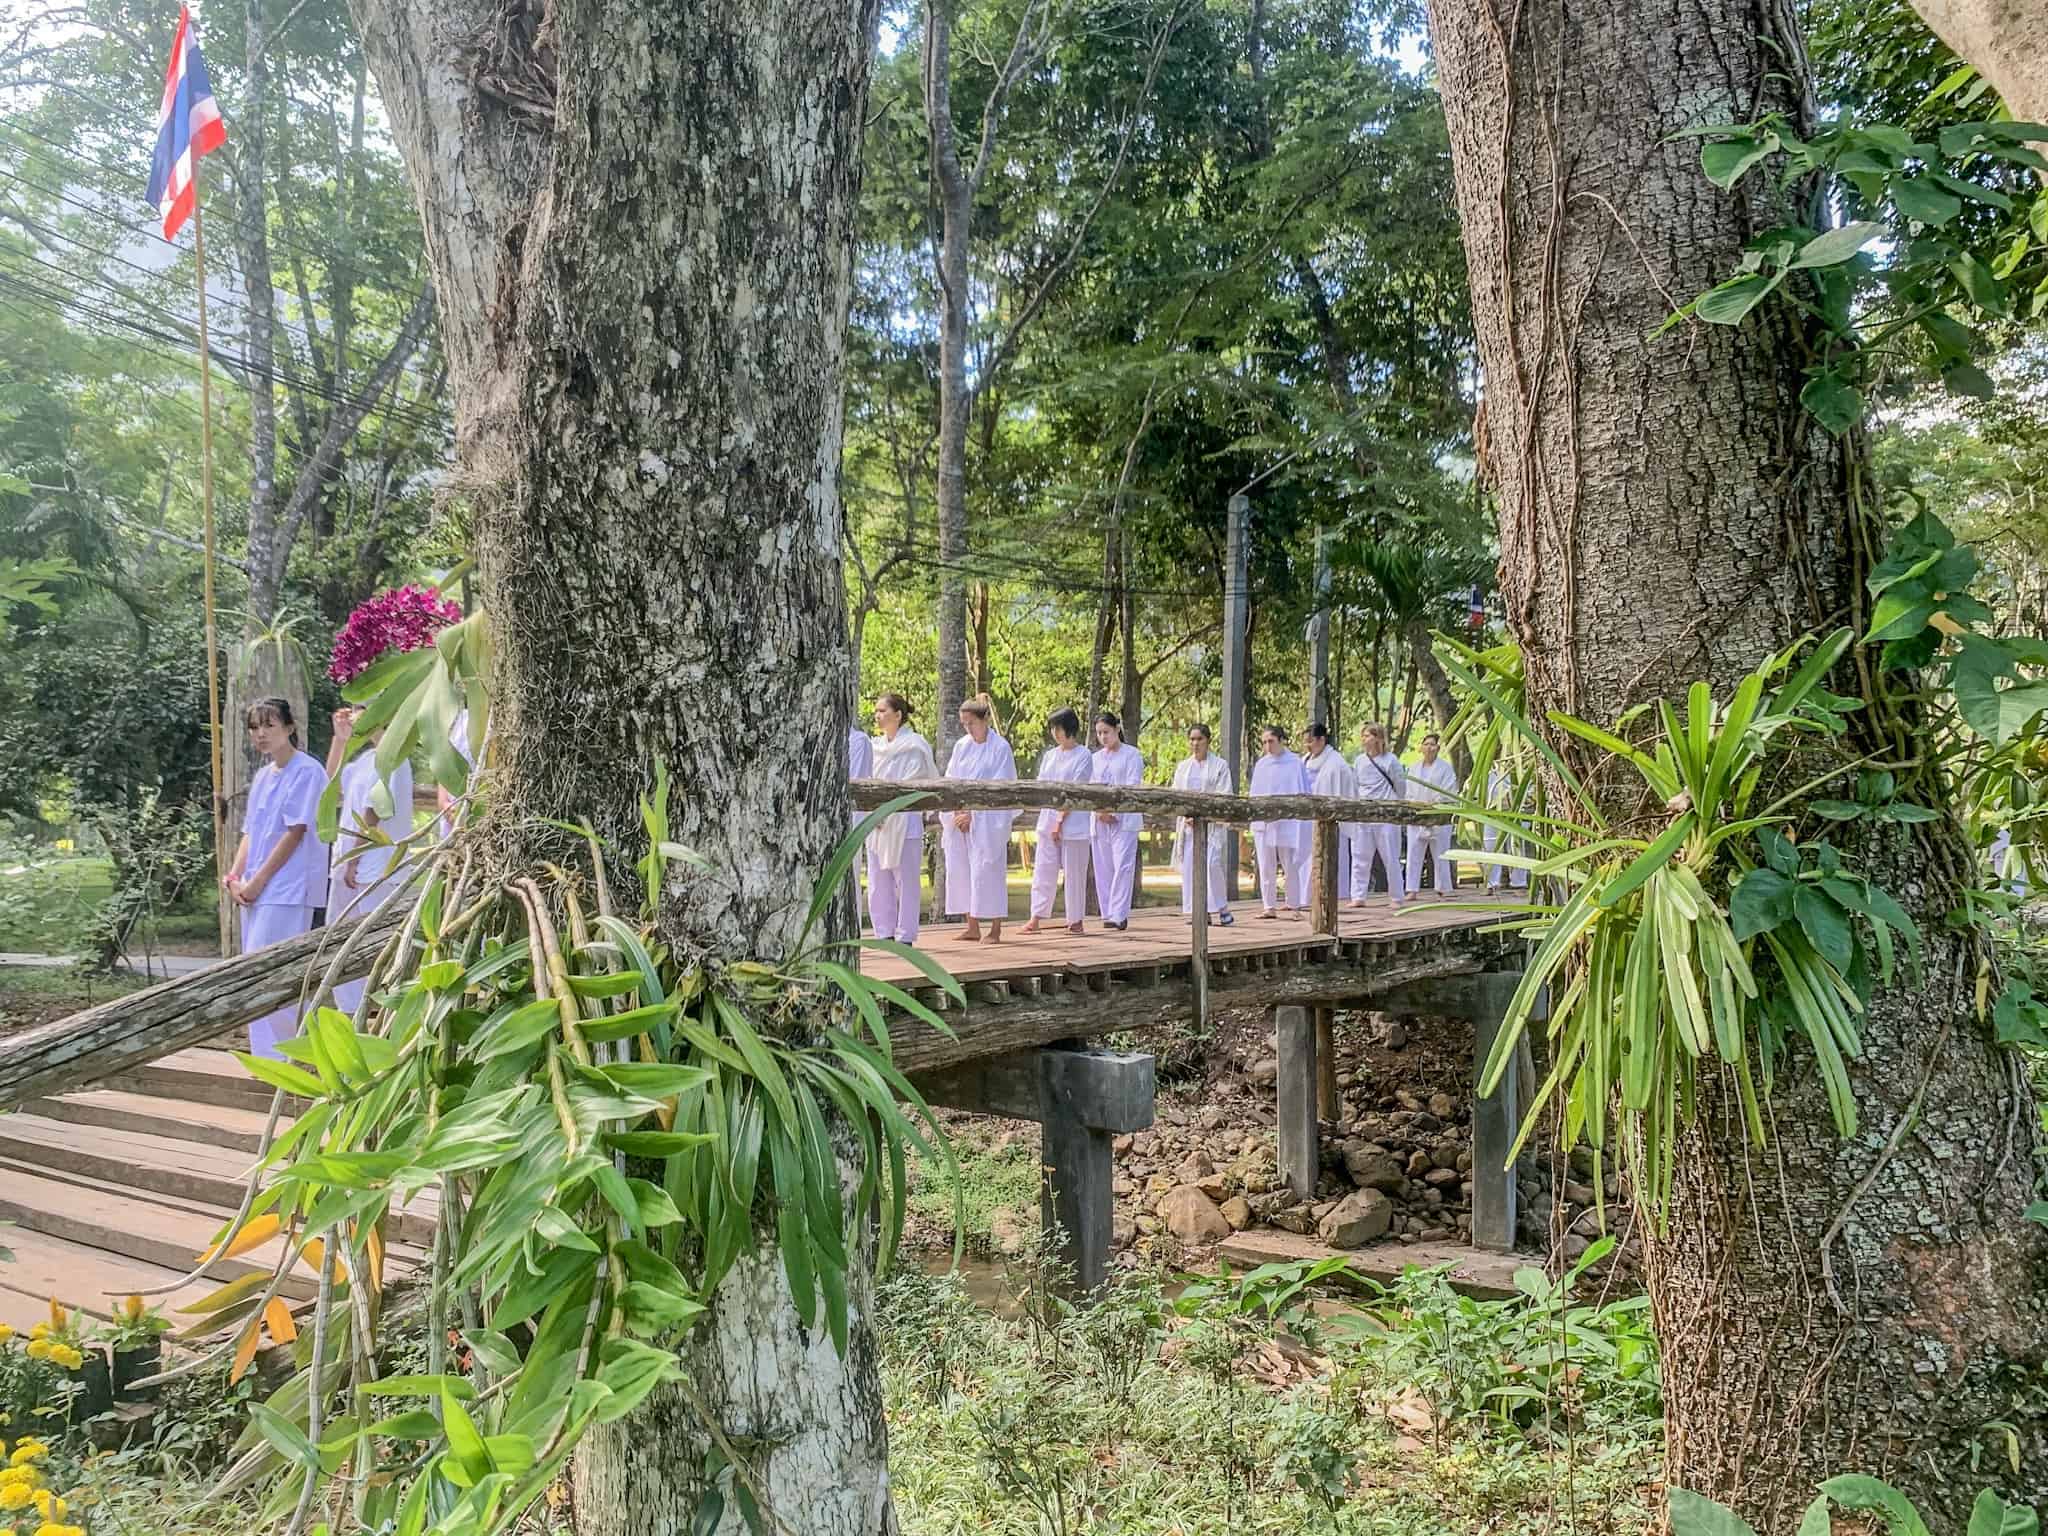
[222, 697, 329, 1057]
[1022, 707, 1093, 935]
[942, 695, 1017, 943]
[867, 693, 937, 944]
[1089, 710, 1144, 931]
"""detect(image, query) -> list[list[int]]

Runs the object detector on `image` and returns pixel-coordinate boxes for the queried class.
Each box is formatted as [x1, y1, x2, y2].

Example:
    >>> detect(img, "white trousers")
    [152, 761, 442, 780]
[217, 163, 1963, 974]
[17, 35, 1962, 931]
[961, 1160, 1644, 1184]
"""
[1178, 826, 1228, 914]
[1349, 823, 1403, 900]
[330, 871, 407, 1019]
[1481, 822, 1531, 890]
[241, 902, 315, 1059]
[1406, 825, 1455, 898]
[1254, 832, 1306, 911]
[868, 823, 924, 944]
[1030, 833, 1092, 924]
[943, 823, 1010, 921]
[1091, 826, 1138, 924]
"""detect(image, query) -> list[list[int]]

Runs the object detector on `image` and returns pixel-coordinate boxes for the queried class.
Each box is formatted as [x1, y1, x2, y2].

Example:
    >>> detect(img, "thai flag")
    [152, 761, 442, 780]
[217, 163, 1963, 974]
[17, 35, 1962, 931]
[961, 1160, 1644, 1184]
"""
[1467, 584, 1486, 629]
[145, 6, 226, 242]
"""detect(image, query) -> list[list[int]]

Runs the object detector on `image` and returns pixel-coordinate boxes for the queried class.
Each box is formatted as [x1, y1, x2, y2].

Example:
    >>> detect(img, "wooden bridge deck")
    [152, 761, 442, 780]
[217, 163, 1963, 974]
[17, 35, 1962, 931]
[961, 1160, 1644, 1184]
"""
[862, 893, 1519, 1077]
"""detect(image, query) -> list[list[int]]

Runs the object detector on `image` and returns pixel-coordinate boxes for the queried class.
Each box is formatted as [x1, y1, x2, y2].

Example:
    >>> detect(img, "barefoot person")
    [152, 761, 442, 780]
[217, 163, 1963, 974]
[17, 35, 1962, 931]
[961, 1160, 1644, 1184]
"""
[223, 698, 329, 1058]
[1250, 725, 1310, 917]
[1023, 708, 1093, 936]
[866, 694, 937, 944]
[941, 696, 1017, 943]
[1172, 723, 1233, 927]
[1351, 722, 1406, 911]
[1089, 711, 1144, 932]
[1404, 732, 1462, 900]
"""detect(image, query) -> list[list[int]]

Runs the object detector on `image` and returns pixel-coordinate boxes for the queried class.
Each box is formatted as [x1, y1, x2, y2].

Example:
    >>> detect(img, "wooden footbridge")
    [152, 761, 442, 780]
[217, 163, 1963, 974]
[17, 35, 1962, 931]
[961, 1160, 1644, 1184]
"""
[0, 779, 1536, 1315]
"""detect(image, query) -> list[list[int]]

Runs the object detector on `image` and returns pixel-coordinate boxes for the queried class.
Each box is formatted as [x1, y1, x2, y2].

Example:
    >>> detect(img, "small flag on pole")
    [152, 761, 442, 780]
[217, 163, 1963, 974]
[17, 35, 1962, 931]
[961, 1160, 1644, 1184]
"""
[145, 5, 226, 242]
[1467, 584, 1486, 629]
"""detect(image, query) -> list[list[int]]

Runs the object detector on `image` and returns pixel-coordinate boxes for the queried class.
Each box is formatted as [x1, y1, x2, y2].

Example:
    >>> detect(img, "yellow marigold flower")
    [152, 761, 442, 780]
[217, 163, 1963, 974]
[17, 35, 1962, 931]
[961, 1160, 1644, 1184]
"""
[24, 1328, 43, 1344]
[0, 1468, 35, 1489]
[28, 1492, 58, 1522]
[42, 1303, 62, 1334]
[0, 1487, 31, 1513]
[33, 1525, 82, 1536]
[121, 1295, 145, 1324]
[8, 1443, 44, 1466]
[45, 1350, 79, 1374]
[20, 1344, 46, 1364]
[0, 1324, 15, 1343]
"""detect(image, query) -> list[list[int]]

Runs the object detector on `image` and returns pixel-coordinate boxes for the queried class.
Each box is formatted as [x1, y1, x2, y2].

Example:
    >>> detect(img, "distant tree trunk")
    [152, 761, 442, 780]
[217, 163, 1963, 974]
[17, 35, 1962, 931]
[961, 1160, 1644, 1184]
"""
[349, 2, 891, 1532]
[926, 0, 972, 759]
[1427, 0, 2048, 1523]
[1907, 0, 2048, 125]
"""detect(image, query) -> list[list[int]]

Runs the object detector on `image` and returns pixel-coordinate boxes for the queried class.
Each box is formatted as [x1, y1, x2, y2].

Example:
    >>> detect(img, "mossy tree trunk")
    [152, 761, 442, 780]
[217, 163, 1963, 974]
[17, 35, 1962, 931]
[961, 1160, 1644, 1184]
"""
[346, 0, 891, 1530]
[1425, 0, 2048, 1524]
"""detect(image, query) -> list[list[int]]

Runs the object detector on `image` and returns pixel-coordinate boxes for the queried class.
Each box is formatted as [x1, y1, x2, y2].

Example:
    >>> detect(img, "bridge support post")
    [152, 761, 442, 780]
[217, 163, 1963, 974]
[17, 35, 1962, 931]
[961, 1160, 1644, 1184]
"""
[1372, 970, 1544, 1254]
[1189, 818, 1211, 1029]
[1274, 1004, 1319, 1200]
[1313, 1006, 1338, 1120]
[909, 1044, 1155, 1295]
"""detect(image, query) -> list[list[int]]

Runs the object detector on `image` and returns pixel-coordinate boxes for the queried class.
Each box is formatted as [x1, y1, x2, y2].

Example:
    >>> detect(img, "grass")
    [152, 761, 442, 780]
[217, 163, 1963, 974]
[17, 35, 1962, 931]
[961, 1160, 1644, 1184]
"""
[0, 853, 219, 956]
[906, 1121, 1044, 1254]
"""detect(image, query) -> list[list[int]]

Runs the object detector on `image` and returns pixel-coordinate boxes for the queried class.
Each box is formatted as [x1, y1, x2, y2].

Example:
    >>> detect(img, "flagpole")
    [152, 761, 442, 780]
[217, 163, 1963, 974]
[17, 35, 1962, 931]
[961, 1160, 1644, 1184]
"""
[191, 160, 230, 960]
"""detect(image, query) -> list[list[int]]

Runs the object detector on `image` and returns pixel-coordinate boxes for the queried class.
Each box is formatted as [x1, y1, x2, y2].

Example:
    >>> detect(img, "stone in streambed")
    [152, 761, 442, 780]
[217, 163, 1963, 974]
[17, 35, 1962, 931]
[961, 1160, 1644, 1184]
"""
[1156, 1184, 1231, 1245]
[1317, 1190, 1393, 1249]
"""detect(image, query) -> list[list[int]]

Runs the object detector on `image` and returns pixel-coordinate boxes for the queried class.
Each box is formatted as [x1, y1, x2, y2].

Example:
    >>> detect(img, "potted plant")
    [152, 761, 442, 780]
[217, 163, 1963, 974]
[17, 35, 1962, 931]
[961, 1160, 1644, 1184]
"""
[27, 1300, 109, 1424]
[98, 1295, 170, 1402]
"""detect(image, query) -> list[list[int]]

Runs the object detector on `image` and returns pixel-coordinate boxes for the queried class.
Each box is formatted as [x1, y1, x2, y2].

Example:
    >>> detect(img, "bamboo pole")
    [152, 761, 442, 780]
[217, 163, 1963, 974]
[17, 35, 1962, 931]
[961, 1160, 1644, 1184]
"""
[192, 164, 231, 960]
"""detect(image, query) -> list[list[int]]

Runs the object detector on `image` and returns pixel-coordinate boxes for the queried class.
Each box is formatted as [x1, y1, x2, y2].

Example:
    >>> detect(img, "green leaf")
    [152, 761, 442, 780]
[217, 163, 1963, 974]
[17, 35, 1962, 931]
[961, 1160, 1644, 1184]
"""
[1668, 1487, 1760, 1536]
[567, 970, 645, 999]
[1794, 886, 1855, 974]
[1891, 176, 1961, 227]
[596, 1062, 713, 1099]
[606, 1129, 717, 1157]
[1596, 814, 1695, 911]
[622, 1280, 706, 1335]
[461, 1330, 524, 1377]
[363, 1375, 479, 1399]
[1817, 1474, 1932, 1536]
[2025, 1202, 2048, 1229]
[234, 1052, 325, 1098]
[473, 997, 564, 1061]
[1696, 273, 1777, 324]
[1916, 310, 1976, 362]
[626, 1177, 683, 1228]
[1799, 370, 1865, 434]
[1948, 253, 2008, 316]
[1757, 827, 1798, 875]
[418, 959, 466, 991]
[1865, 588, 1936, 643]
[1791, 220, 1884, 269]
[441, 1387, 493, 1486]
[363, 1410, 445, 1440]
[490, 1245, 599, 1332]
[1877, 802, 1942, 823]
[1702, 136, 1773, 188]
[1942, 361, 1997, 400]
[1969, 1489, 2040, 1536]
[591, 1338, 681, 1424]
[248, 1401, 322, 1469]
[1808, 799, 1866, 821]
[1730, 868, 1796, 941]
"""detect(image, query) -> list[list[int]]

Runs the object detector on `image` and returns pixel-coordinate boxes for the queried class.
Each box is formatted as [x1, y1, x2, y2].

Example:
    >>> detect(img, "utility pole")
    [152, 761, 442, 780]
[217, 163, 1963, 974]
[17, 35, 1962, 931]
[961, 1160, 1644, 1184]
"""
[1222, 492, 1250, 899]
[1308, 524, 1331, 729]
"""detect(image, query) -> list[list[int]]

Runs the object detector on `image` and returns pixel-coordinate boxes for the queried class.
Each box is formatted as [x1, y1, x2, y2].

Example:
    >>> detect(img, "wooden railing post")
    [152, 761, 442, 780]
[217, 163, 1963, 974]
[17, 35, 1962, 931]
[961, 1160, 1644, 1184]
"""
[1310, 817, 1339, 935]
[1189, 816, 1210, 1028]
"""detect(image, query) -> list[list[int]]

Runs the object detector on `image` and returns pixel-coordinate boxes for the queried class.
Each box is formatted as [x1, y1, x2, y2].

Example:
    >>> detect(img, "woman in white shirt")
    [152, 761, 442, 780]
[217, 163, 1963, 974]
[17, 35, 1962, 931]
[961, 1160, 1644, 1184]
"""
[324, 706, 415, 1016]
[1249, 724, 1311, 917]
[223, 697, 330, 1058]
[1352, 722, 1407, 911]
[1089, 711, 1145, 931]
[866, 693, 938, 944]
[941, 696, 1017, 943]
[1172, 723, 1233, 926]
[1404, 732, 1462, 899]
[1302, 721, 1356, 910]
[1022, 707, 1093, 935]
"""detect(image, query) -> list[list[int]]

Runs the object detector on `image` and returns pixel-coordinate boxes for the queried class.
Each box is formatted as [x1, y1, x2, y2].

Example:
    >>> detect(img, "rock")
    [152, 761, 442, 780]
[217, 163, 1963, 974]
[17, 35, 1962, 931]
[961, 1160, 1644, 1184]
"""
[1424, 1166, 1462, 1188]
[989, 1208, 1030, 1257]
[1348, 1152, 1408, 1193]
[1176, 1150, 1216, 1182]
[1196, 1174, 1229, 1202]
[1113, 1175, 1135, 1197]
[1130, 1131, 1156, 1156]
[1318, 1190, 1393, 1248]
[1561, 1233, 1591, 1261]
[1112, 1216, 1137, 1249]
[1145, 1174, 1174, 1200]
[1405, 1150, 1433, 1177]
[1270, 1204, 1317, 1235]
[1247, 1057, 1280, 1088]
[1395, 1089, 1426, 1112]
[1422, 1186, 1443, 1206]
[1113, 1133, 1134, 1155]
[1421, 1225, 1452, 1242]
[1136, 1214, 1162, 1236]
[1198, 1105, 1230, 1131]
[1312, 1199, 1340, 1220]
[1432, 1144, 1462, 1171]
[1456, 1150, 1474, 1175]
[1156, 1184, 1231, 1245]
[1383, 1020, 1408, 1050]
[1564, 1181, 1598, 1207]
[1428, 1091, 1458, 1120]
[1398, 1232, 1419, 1246]
[1220, 1196, 1253, 1231]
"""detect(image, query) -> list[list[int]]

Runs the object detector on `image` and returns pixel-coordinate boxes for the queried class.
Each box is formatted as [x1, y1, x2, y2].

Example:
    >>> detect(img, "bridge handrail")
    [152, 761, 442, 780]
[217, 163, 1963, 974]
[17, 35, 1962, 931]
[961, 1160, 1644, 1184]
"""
[849, 777, 1455, 826]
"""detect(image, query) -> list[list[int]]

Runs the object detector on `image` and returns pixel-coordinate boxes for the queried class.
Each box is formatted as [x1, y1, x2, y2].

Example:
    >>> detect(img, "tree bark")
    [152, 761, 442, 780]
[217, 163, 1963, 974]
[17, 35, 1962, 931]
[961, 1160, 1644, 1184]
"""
[1907, 0, 2048, 126]
[924, 0, 974, 760]
[1427, 0, 2048, 1522]
[349, 1, 889, 1531]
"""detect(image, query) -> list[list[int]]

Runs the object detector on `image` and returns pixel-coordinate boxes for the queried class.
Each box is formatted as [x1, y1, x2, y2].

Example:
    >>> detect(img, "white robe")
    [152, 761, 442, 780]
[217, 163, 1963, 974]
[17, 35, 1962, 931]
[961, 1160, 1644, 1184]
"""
[868, 728, 938, 870]
[942, 732, 1017, 920]
[1088, 742, 1144, 924]
[240, 750, 328, 1057]
[1404, 755, 1462, 897]
[1352, 750, 1407, 900]
[1251, 750, 1310, 908]
[1481, 768, 1530, 891]
[1030, 743, 1094, 923]
[1303, 746, 1355, 901]
[1172, 754, 1231, 914]
[329, 753, 413, 921]
[847, 726, 874, 830]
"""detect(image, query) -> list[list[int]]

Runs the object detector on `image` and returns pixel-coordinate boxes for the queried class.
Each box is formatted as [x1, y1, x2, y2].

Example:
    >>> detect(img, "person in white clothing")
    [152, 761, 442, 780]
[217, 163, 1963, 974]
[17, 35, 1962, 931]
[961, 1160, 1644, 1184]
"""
[1022, 708, 1093, 935]
[1250, 725, 1311, 917]
[323, 706, 415, 1016]
[224, 697, 330, 1058]
[437, 706, 479, 840]
[847, 723, 874, 818]
[1173, 724, 1233, 926]
[1089, 711, 1145, 931]
[1302, 722, 1355, 907]
[1404, 732, 1462, 899]
[942, 696, 1017, 942]
[1480, 765, 1531, 894]
[1351, 722, 1406, 910]
[866, 693, 938, 944]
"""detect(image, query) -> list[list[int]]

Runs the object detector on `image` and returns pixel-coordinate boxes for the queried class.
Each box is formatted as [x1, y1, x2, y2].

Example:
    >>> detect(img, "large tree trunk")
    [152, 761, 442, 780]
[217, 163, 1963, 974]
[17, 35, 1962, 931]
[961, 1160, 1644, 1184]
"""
[1427, 0, 2048, 1524]
[1907, 0, 2048, 125]
[349, 1, 889, 1531]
